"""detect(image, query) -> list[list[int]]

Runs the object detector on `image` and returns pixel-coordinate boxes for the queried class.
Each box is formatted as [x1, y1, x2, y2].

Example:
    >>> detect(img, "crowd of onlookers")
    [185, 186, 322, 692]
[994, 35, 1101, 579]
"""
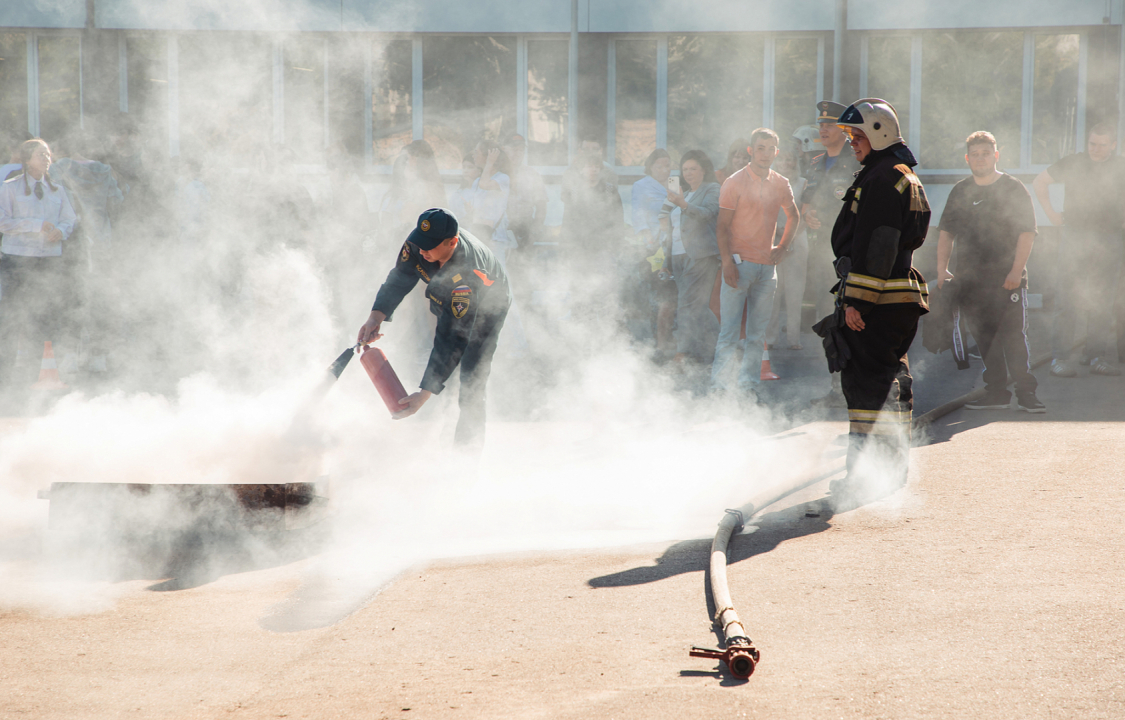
[0, 117, 817, 400]
[1, 104, 1122, 406]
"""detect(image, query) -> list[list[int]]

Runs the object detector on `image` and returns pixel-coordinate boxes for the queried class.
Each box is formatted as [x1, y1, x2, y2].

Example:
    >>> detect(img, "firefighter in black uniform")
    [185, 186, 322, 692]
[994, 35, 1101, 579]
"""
[824, 99, 931, 501]
[802, 100, 863, 407]
[358, 208, 512, 447]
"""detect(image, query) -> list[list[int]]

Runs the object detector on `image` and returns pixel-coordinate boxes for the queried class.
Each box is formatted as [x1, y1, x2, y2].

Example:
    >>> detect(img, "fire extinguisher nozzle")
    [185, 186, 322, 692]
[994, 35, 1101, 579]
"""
[327, 347, 356, 379]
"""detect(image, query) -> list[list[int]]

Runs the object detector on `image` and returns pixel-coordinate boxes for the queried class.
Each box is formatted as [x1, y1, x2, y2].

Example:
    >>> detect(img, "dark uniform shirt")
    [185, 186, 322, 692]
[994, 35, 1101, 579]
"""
[801, 148, 861, 236]
[939, 173, 1037, 288]
[371, 229, 512, 394]
[831, 144, 931, 314]
[1046, 152, 1125, 233]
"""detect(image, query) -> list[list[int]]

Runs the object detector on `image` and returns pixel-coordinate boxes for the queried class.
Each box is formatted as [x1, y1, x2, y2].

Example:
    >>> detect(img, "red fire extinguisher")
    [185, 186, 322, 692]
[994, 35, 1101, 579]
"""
[359, 345, 409, 415]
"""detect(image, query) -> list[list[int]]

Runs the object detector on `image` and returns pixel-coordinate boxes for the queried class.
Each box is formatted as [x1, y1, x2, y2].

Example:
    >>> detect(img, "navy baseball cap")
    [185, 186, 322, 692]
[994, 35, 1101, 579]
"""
[407, 208, 459, 251]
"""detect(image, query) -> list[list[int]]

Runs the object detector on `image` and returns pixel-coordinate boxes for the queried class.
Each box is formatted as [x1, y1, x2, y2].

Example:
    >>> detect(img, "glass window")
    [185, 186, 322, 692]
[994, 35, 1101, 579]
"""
[372, 38, 412, 167]
[0, 33, 28, 142]
[668, 35, 764, 169]
[423, 36, 516, 171]
[773, 37, 821, 143]
[920, 31, 1023, 169]
[527, 39, 568, 167]
[126, 35, 169, 157]
[866, 35, 912, 145]
[37, 35, 82, 145]
[1032, 34, 1080, 166]
[284, 37, 326, 163]
[178, 34, 271, 167]
[614, 39, 656, 167]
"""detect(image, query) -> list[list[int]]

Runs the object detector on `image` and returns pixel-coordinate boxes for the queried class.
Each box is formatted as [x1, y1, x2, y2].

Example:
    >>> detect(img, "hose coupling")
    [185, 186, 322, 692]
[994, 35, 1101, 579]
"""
[689, 638, 760, 679]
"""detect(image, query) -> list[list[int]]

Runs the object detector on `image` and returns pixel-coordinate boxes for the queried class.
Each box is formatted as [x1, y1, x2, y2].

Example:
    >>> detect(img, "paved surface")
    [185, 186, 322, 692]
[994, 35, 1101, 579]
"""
[2, 319, 1124, 719]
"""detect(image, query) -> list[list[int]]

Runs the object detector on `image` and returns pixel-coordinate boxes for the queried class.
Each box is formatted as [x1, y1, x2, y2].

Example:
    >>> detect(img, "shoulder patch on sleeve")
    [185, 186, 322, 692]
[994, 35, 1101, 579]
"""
[451, 285, 472, 319]
[400, 243, 410, 263]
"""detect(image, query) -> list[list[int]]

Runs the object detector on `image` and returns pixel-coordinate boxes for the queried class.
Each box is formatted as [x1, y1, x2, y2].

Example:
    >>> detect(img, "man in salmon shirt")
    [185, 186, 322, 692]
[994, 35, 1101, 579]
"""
[710, 128, 800, 401]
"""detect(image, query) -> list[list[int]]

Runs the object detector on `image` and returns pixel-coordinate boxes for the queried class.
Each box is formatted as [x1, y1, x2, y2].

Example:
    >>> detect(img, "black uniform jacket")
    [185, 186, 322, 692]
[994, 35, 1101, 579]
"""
[830, 143, 931, 315]
[371, 229, 512, 394]
[801, 148, 861, 234]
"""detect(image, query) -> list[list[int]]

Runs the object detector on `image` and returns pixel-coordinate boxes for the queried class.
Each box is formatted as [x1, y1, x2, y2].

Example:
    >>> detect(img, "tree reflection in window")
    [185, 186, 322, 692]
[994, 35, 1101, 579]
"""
[178, 34, 271, 168]
[773, 37, 820, 143]
[127, 36, 168, 158]
[37, 35, 81, 146]
[920, 31, 1022, 169]
[527, 39, 568, 167]
[867, 35, 911, 146]
[615, 39, 656, 167]
[1032, 34, 1079, 166]
[668, 34, 764, 168]
[0, 33, 28, 141]
[423, 36, 516, 171]
[372, 38, 412, 167]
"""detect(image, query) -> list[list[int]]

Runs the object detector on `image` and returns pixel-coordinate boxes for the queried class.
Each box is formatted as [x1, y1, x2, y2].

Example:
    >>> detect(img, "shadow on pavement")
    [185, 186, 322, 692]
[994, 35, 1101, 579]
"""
[588, 497, 838, 593]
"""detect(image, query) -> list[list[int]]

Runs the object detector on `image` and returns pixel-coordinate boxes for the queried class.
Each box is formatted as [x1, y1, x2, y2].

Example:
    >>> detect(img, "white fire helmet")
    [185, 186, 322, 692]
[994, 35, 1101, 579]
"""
[837, 98, 903, 151]
[792, 125, 821, 153]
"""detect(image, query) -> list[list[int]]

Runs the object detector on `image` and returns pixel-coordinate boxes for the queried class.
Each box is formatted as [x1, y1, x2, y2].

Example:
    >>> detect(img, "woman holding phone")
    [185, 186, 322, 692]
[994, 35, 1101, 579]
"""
[658, 149, 721, 375]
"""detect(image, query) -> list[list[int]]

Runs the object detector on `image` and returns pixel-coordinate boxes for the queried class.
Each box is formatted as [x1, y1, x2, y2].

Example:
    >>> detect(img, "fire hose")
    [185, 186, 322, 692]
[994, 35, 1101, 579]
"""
[692, 338, 1080, 680]
[689, 467, 835, 679]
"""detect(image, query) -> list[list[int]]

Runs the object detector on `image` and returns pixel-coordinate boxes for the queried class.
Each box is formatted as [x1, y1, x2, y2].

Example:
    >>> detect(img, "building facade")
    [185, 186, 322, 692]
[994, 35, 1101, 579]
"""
[1, 0, 1122, 191]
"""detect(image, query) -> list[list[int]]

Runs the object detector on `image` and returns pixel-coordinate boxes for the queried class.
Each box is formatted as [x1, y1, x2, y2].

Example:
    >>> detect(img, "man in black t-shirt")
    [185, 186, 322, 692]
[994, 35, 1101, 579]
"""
[1033, 123, 1125, 377]
[937, 131, 1043, 412]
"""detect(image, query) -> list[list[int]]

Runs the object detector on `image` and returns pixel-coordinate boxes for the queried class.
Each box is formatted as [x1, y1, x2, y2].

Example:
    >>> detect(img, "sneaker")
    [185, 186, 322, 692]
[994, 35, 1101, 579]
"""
[964, 391, 1011, 410]
[1090, 359, 1122, 376]
[1050, 361, 1078, 378]
[1017, 394, 1047, 413]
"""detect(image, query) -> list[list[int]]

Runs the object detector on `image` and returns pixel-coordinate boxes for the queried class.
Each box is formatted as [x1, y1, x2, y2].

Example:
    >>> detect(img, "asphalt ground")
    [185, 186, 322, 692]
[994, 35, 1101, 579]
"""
[2, 306, 1124, 719]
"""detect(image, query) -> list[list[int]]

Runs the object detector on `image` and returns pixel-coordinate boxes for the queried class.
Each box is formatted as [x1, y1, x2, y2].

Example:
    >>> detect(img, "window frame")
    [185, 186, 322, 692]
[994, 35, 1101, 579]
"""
[522, 33, 572, 175]
[276, 33, 331, 173]
[119, 31, 330, 167]
[608, 31, 828, 177]
[18, 28, 86, 140]
[860, 27, 1089, 176]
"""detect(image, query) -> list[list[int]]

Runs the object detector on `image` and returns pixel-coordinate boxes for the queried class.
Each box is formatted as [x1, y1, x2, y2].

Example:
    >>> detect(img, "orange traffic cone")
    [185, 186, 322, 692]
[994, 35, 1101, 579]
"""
[31, 341, 68, 390]
[760, 341, 779, 381]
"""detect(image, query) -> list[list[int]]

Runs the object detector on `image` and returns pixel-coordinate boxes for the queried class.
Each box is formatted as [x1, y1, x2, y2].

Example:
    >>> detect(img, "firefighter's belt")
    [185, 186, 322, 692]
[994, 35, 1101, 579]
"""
[843, 272, 929, 308]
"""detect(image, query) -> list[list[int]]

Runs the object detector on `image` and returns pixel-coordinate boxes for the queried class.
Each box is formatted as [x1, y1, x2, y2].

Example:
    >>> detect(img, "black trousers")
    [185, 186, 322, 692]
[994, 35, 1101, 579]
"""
[961, 286, 1035, 399]
[0, 254, 70, 386]
[454, 304, 509, 447]
[840, 304, 921, 481]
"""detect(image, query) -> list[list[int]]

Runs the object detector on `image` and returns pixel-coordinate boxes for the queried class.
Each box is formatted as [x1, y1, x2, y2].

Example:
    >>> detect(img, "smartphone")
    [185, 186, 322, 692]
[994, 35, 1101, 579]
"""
[667, 175, 681, 193]
[732, 253, 742, 264]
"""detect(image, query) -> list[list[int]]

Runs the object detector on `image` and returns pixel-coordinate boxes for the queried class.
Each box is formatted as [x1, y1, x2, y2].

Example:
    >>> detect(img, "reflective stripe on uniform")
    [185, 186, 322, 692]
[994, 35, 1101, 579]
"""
[848, 408, 912, 435]
[843, 273, 929, 307]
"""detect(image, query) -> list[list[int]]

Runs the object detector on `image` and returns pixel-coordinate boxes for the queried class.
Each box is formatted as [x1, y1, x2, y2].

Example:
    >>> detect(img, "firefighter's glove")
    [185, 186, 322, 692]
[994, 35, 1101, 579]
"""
[812, 306, 851, 374]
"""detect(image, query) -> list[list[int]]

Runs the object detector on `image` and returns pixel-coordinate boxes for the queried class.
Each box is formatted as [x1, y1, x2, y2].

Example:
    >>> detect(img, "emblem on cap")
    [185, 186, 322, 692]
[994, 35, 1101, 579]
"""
[420, 219, 431, 232]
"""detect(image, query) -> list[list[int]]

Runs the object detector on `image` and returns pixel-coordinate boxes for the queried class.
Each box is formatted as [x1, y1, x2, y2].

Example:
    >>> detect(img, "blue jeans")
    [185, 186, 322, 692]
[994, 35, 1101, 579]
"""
[710, 261, 777, 391]
[1052, 228, 1125, 362]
